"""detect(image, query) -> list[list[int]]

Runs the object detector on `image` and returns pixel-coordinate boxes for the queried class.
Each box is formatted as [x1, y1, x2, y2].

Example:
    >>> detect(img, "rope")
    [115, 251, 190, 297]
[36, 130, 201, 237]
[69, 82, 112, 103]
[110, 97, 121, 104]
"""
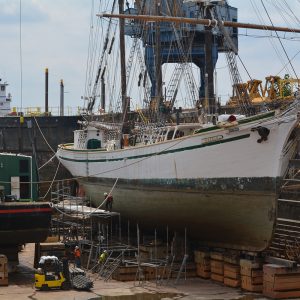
[38, 153, 57, 171]
[34, 116, 56, 154]
[41, 161, 61, 200]
[260, 0, 299, 81]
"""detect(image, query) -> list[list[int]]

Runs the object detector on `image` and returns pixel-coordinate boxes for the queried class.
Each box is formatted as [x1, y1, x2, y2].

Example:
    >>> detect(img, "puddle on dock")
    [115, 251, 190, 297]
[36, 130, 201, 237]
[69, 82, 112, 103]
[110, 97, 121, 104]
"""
[236, 296, 262, 300]
[89, 293, 180, 300]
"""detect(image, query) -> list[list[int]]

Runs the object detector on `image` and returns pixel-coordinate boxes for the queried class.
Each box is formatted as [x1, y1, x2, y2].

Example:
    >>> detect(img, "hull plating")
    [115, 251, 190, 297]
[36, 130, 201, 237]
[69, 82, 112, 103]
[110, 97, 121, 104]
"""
[0, 202, 52, 245]
[80, 176, 279, 251]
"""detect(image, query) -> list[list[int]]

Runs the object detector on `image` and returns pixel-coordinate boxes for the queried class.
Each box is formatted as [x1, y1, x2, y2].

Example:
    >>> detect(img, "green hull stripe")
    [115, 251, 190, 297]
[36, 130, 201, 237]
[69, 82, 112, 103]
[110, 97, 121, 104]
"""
[194, 111, 275, 134]
[58, 134, 250, 163]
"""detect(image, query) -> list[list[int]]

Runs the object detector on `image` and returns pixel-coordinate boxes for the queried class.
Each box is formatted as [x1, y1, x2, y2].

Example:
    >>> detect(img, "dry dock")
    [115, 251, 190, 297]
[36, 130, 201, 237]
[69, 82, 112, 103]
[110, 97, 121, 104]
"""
[0, 243, 271, 300]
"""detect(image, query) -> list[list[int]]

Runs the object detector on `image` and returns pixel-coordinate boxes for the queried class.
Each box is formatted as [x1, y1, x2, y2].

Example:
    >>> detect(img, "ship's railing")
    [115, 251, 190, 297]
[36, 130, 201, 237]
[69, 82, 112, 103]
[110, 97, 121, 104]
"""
[8, 106, 85, 117]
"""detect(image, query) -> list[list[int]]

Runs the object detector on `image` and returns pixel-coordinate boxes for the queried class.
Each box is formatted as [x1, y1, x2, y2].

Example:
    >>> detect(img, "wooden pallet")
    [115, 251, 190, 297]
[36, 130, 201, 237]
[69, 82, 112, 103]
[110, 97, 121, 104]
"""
[224, 263, 241, 287]
[263, 264, 300, 299]
[195, 251, 211, 279]
[240, 258, 263, 292]
[112, 265, 138, 281]
[211, 260, 224, 275]
[210, 251, 223, 262]
[194, 250, 210, 263]
[211, 273, 224, 283]
[224, 277, 240, 288]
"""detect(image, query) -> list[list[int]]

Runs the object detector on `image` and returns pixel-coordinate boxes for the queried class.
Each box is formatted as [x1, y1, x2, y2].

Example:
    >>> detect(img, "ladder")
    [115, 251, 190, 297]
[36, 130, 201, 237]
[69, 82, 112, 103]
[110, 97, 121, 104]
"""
[268, 157, 300, 262]
[214, 7, 253, 115]
[175, 254, 188, 285]
[165, 254, 175, 284]
[136, 107, 148, 124]
[98, 251, 123, 281]
[164, 1, 198, 107]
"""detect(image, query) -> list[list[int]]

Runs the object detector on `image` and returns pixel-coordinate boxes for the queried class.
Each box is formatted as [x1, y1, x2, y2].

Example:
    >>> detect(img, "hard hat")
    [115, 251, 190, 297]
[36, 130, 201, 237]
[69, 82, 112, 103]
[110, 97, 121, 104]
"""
[103, 250, 107, 253]
[104, 192, 108, 196]
[75, 246, 79, 249]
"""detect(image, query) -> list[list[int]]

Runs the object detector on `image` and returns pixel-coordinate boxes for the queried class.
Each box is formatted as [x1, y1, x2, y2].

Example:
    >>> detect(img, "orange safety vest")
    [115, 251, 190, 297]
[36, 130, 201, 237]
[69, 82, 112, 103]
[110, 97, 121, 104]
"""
[74, 249, 81, 258]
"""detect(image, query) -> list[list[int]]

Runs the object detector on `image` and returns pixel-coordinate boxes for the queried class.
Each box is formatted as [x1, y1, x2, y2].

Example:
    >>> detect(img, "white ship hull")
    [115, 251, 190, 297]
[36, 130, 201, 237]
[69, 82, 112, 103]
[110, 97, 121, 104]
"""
[57, 107, 300, 251]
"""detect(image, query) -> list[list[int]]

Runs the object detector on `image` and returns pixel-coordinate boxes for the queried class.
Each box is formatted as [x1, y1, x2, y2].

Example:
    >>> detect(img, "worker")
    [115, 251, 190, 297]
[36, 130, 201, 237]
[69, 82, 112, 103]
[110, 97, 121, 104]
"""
[98, 250, 108, 265]
[74, 246, 81, 268]
[104, 192, 113, 212]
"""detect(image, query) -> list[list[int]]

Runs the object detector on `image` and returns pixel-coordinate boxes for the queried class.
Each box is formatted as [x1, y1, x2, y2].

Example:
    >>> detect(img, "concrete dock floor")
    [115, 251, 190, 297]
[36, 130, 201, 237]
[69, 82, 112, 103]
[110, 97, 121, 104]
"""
[0, 244, 272, 300]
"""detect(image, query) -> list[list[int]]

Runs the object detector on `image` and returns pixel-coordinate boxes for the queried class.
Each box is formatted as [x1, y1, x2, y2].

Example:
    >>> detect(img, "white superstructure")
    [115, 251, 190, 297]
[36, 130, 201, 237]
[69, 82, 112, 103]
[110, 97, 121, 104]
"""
[0, 79, 11, 117]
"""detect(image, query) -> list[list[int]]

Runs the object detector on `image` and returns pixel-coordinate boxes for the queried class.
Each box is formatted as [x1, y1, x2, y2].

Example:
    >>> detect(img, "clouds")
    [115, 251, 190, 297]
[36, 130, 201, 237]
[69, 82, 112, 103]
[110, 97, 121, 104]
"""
[0, 0, 49, 24]
[0, 0, 91, 111]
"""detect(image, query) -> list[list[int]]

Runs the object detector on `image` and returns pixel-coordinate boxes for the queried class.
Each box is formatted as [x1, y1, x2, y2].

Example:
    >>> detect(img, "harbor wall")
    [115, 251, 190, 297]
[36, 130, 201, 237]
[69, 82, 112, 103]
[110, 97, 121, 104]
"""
[0, 116, 81, 198]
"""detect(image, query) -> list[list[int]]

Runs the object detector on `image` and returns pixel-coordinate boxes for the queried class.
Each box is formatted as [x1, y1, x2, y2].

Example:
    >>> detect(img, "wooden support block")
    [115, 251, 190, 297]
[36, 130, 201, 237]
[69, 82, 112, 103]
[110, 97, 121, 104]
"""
[263, 282, 300, 299]
[211, 273, 224, 283]
[0, 277, 8, 286]
[0, 272, 8, 279]
[0, 255, 8, 273]
[211, 260, 224, 275]
[224, 262, 240, 280]
[196, 262, 210, 272]
[196, 268, 211, 279]
[240, 260, 263, 277]
[241, 274, 263, 285]
[224, 269, 240, 280]
[194, 250, 210, 263]
[224, 277, 240, 288]
[197, 259, 210, 269]
[263, 264, 300, 276]
[240, 258, 262, 269]
[252, 269, 263, 278]
[224, 263, 240, 273]
[223, 252, 240, 265]
[112, 273, 136, 281]
[117, 266, 138, 275]
[210, 252, 223, 261]
[264, 274, 300, 291]
[241, 275, 263, 292]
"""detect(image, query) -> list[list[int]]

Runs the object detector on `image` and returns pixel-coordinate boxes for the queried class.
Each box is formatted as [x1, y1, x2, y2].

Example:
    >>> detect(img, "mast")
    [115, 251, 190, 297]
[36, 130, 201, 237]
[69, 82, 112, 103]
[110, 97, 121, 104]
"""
[60, 79, 64, 116]
[118, 0, 128, 114]
[155, 0, 163, 101]
[98, 13, 300, 34]
[45, 68, 49, 114]
[101, 67, 106, 111]
[204, 7, 215, 117]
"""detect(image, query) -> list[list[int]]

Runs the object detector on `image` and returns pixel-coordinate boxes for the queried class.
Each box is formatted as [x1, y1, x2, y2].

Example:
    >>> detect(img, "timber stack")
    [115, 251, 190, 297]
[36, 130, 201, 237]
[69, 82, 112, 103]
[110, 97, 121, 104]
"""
[263, 264, 300, 299]
[193, 249, 300, 299]
[0, 255, 8, 286]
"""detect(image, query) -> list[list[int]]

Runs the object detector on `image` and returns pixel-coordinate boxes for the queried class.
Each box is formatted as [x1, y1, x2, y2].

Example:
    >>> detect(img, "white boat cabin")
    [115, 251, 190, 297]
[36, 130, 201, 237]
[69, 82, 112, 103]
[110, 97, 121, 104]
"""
[73, 122, 203, 151]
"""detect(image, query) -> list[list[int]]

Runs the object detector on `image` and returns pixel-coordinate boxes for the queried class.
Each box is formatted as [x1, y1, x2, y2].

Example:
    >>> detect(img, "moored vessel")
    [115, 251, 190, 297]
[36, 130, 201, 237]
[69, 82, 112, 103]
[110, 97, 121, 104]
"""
[56, 0, 300, 252]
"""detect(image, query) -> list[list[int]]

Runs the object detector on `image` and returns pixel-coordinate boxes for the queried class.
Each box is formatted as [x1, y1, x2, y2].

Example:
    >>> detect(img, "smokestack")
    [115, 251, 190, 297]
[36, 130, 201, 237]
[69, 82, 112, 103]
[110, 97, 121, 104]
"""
[45, 68, 49, 114]
[60, 79, 64, 116]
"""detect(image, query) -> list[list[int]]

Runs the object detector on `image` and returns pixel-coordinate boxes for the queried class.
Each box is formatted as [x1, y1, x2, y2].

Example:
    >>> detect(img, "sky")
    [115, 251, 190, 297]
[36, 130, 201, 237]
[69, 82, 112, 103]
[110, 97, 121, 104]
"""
[0, 0, 299, 114]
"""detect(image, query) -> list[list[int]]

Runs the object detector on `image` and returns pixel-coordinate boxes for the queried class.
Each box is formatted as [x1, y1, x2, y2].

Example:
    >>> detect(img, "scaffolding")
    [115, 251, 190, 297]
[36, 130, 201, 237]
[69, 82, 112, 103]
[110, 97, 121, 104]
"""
[268, 142, 300, 263]
[49, 181, 192, 285]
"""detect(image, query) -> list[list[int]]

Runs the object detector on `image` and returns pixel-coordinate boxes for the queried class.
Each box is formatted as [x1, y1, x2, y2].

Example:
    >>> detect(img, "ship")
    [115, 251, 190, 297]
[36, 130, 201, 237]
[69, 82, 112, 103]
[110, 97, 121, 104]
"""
[0, 80, 52, 265]
[0, 78, 12, 117]
[56, 0, 300, 252]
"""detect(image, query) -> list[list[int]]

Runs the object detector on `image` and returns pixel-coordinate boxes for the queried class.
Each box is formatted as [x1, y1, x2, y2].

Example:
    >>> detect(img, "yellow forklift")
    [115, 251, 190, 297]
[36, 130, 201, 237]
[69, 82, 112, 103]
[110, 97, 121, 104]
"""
[35, 255, 93, 290]
[34, 256, 70, 290]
